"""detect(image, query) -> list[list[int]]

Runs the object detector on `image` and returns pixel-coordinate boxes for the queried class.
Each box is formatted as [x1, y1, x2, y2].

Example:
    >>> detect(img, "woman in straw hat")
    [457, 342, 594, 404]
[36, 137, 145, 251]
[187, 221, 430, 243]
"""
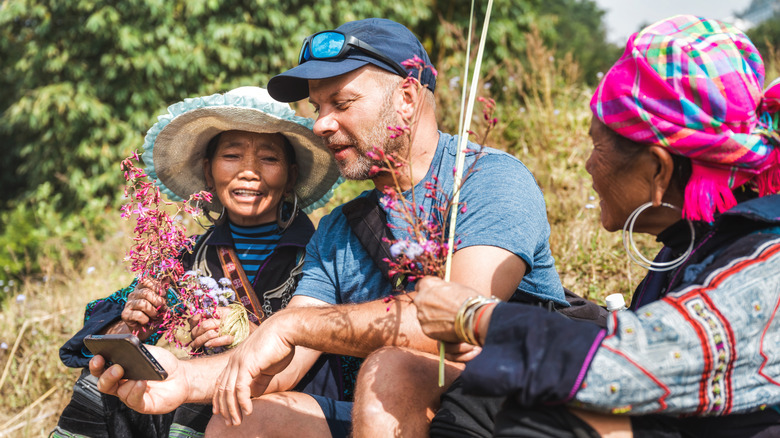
[361, 15, 780, 437]
[54, 86, 342, 437]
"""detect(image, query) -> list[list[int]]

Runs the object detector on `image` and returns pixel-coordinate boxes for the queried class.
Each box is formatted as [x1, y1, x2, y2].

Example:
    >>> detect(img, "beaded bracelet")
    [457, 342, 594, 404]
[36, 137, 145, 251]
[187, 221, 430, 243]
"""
[473, 302, 496, 346]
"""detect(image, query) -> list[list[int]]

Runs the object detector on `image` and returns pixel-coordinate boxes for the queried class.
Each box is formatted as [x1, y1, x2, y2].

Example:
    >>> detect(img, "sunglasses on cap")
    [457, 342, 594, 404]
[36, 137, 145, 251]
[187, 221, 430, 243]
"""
[298, 30, 408, 78]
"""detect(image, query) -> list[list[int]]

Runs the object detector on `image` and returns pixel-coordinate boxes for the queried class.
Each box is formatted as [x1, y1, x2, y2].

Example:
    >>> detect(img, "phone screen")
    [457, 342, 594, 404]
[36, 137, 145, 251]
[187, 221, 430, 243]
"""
[84, 334, 168, 381]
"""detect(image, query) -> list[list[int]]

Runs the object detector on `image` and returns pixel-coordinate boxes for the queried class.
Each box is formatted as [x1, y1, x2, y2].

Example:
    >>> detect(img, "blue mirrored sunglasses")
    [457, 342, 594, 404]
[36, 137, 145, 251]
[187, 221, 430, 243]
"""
[298, 30, 408, 78]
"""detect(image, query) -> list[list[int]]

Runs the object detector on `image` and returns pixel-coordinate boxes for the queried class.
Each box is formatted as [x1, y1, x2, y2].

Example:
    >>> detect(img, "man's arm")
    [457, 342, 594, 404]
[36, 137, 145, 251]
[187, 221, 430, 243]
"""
[284, 245, 525, 357]
[210, 245, 526, 425]
[90, 344, 233, 413]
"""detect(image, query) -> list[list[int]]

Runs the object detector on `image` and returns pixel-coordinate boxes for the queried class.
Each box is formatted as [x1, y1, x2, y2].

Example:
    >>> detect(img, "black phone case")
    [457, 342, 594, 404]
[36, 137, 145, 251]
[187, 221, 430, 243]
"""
[84, 334, 168, 381]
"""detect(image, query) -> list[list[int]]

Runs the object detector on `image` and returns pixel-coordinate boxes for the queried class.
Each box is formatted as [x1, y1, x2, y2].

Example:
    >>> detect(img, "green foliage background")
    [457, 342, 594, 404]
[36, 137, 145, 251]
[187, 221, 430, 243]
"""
[747, 13, 780, 80]
[0, 0, 621, 293]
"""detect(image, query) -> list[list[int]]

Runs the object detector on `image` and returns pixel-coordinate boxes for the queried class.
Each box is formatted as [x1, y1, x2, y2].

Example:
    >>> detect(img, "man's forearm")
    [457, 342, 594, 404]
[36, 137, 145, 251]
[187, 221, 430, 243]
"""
[277, 293, 438, 358]
[180, 350, 234, 403]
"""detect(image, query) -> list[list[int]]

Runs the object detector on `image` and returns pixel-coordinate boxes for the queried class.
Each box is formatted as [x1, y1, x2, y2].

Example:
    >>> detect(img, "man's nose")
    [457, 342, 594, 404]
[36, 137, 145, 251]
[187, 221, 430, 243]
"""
[313, 110, 338, 138]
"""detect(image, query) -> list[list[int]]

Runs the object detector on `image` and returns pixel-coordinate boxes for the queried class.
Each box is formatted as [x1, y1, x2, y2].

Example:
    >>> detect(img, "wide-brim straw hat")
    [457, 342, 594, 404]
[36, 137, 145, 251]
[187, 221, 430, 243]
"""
[141, 86, 342, 213]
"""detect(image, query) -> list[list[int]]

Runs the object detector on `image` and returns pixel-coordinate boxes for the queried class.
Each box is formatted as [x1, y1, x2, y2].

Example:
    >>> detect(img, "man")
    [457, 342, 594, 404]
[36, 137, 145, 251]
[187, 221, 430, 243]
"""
[91, 18, 565, 437]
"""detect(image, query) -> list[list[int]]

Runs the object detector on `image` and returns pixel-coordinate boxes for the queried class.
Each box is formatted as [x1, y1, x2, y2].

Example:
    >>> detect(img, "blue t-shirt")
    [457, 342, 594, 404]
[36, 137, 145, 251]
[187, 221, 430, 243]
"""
[295, 131, 565, 306]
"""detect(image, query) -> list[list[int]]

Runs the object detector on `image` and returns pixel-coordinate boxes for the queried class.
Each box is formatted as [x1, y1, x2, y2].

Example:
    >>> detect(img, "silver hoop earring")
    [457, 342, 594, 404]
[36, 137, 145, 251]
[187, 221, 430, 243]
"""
[622, 202, 695, 272]
[277, 192, 299, 231]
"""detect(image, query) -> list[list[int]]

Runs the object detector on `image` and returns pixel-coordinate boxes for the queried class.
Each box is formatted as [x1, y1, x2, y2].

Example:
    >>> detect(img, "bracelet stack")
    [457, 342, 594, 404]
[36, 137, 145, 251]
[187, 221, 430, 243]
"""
[454, 296, 500, 346]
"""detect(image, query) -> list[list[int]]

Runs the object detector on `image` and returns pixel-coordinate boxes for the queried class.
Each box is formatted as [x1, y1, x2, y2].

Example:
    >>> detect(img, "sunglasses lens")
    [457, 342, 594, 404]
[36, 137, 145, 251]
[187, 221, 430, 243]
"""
[298, 43, 310, 64]
[310, 32, 346, 58]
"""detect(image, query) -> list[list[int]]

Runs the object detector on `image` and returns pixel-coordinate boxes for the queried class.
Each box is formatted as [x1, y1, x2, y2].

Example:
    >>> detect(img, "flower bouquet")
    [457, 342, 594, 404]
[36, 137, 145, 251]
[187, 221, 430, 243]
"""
[120, 153, 248, 352]
[377, 40, 498, 385]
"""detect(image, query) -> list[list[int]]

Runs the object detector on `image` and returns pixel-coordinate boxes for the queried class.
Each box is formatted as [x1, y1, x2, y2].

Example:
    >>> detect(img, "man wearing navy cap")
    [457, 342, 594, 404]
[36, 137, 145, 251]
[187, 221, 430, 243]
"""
[90, 18, 565, 437]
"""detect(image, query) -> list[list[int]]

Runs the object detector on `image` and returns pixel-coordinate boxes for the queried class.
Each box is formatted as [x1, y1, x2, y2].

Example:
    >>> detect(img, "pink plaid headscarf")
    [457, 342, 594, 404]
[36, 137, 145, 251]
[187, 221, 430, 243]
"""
[591, 15, 780, 222]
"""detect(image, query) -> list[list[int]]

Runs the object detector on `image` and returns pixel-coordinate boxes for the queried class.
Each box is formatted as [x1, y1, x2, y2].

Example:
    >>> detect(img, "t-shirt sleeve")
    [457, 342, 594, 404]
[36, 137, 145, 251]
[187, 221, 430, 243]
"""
[293, 214, 341, 305]
[455, 153, 551, 271]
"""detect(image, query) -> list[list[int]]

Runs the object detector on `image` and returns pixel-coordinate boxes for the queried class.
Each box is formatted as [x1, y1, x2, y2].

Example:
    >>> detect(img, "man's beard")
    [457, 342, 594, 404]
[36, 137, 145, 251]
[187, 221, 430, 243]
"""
[332, 99, 406, 181]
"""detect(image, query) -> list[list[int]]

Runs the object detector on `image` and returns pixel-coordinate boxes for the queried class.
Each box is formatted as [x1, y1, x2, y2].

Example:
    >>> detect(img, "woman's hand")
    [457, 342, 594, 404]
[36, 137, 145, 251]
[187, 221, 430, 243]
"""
[414, 276, 478, 343]
[415, 276, 496, 362]
[120, 278, 167, 341]
[443, 342, 483, 363]
[189, 306, 235, 351]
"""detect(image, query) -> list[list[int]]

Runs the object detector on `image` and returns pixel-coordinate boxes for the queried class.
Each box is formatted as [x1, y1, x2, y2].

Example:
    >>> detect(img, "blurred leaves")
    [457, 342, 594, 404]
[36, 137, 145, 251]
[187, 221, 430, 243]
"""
[0, 0, 618, 285]
[746, 13, 780, 81]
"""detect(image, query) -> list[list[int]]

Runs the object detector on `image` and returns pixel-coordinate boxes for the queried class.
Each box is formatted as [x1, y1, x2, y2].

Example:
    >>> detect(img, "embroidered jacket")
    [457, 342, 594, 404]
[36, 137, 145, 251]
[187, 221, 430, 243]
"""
[59, 213, 313, 369]
[461, 194, 780, 417]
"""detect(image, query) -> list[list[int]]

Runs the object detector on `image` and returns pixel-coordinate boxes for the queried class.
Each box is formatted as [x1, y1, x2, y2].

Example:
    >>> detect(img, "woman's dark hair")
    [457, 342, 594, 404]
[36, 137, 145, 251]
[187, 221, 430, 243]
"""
[205, 132, 222, 160]
[205, 132, 297, 166]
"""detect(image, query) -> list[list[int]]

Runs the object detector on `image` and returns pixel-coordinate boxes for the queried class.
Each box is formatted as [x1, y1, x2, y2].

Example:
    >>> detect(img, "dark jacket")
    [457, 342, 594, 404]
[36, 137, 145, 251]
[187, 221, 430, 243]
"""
[461, 195, 780, 423]
[59, 213, 314, 368]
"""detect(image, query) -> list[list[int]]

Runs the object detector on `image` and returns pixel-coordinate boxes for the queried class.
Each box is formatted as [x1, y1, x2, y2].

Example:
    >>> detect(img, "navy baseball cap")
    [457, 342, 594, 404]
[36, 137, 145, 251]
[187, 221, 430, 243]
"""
[267, 18, 437, 102]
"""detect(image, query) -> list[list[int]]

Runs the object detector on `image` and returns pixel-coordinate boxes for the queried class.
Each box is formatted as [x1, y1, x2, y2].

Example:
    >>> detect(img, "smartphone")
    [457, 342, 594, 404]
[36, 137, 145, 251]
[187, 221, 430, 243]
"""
[84, 334, 168, 381]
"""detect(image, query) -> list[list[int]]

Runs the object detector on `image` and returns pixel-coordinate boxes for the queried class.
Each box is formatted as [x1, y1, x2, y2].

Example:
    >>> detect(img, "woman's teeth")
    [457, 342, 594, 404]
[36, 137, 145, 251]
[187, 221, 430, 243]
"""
[234, 189, 261, 196]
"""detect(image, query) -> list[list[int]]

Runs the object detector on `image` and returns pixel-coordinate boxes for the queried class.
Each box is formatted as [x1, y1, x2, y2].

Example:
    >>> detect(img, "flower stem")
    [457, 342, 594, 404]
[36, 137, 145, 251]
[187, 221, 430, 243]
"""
[438, 341, 446, 387]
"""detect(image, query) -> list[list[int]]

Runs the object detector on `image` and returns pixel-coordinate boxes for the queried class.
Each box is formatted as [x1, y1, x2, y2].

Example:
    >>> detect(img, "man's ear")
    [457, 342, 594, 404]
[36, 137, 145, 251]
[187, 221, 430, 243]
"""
[397, 78, 420, 120]
[648, 145, 675, 207]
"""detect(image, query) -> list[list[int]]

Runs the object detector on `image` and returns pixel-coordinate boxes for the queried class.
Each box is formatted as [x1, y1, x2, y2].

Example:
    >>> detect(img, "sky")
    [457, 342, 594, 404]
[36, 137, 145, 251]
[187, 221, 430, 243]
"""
[594, 0, 755, 43]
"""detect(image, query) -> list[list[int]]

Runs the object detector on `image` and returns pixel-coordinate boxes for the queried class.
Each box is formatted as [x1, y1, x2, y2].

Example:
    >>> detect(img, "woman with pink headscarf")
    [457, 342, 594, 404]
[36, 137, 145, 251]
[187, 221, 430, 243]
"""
[413, 15, 780, 437]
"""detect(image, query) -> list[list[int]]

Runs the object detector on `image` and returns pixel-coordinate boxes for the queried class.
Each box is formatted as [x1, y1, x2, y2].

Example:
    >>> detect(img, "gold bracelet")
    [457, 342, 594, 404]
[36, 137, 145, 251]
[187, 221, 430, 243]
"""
[454, 297, 481, 343]
[465, 298, 500, 345]
[454, 296, 500, 345]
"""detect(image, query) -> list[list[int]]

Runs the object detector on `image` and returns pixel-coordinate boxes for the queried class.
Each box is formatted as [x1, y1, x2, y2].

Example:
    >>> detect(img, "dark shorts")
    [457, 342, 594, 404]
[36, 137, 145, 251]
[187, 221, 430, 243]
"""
[429, 378, 597, 438]
[432, 377, 780, 438]
[430, 378, 505, 437]
[309, 394, 353, 438]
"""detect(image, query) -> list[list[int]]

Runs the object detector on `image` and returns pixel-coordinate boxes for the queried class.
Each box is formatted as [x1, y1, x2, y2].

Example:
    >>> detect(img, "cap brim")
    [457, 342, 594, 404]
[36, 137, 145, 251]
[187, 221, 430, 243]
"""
[267, 58, 371, 102]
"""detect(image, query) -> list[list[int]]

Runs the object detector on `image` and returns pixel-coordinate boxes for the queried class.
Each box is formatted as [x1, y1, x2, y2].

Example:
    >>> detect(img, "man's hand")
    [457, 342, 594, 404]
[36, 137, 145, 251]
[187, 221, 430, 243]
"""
[121, 278, 167, 340]
[212, 313, 296, 426]
[89, 345, 187, 414]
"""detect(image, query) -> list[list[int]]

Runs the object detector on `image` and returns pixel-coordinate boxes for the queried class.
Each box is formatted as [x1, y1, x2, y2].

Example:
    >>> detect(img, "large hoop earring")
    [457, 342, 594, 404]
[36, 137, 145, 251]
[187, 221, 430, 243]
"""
[198, 200, 226, 226]
[622, 202, 695, 272]
[204, 205, 226, 225]
[277, 192, 299, 231]
[196, 186, 226, 227]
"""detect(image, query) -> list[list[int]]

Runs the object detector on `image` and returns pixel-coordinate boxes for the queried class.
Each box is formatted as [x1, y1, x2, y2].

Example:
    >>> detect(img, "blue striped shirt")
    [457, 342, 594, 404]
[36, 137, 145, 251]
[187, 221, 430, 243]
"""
[229, 222, 282, 284]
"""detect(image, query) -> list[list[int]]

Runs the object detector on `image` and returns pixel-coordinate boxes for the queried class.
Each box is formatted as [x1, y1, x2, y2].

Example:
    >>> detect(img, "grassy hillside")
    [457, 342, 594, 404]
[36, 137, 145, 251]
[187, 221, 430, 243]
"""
[0, 44, 655, 438]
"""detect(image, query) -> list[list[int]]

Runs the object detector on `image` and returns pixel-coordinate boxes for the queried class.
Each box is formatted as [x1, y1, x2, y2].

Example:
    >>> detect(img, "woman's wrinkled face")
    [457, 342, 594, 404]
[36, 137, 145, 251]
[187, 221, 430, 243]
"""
[585, 118, 652, 232]
[204, 130, 297, 227]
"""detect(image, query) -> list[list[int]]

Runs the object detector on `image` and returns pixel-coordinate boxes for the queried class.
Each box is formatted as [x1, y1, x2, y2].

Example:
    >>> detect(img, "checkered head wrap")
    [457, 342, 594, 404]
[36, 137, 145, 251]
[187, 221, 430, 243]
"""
[591, 15, 780, 222]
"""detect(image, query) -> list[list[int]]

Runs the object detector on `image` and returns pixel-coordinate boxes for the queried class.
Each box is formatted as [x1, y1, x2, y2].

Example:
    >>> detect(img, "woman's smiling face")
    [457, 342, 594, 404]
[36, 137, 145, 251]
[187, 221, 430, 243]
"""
[204, 130, 297, 227]
[586, 118, 652, 233]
